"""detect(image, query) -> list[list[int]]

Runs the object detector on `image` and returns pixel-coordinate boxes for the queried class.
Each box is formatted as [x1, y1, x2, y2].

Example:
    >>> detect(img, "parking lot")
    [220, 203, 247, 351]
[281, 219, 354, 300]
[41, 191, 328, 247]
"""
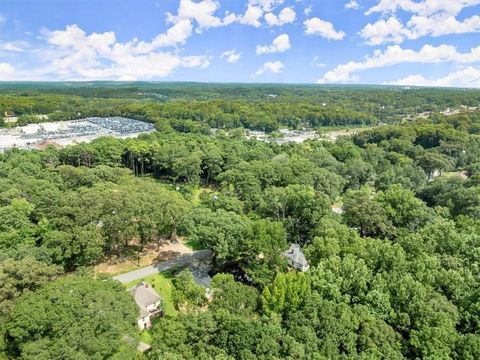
[0, 117, 155, 151]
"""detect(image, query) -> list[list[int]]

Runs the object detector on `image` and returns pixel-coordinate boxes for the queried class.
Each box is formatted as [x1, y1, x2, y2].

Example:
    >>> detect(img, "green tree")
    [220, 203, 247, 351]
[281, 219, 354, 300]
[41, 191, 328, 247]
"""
[5, 276, 138, 360]
[415, 151, 454, 180]
[172, 269, 207, 311]
[261, 271, 311, 317]
[343, 188, 393, 237]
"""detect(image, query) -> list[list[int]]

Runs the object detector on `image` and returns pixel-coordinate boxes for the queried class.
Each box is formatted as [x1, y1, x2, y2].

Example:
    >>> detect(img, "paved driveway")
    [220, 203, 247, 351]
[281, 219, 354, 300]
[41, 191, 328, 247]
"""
[113, 249, 213, 284]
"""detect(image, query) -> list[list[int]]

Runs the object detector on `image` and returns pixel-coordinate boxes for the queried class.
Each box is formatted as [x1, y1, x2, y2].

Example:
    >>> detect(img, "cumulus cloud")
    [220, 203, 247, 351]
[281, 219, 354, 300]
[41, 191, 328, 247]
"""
[264, 7, 296, 26]
[221, 49, 241, 63]
[0, 62, 15, 79]
[136, 19, 193, 52]
[239, 1, 292, 27]
[359, 17, 409, 45]
[360, 14, 480, 45]
[249, 0, 285, 12]
[345, 1, 359, 10]
[256, 33, 291, 54]
[304, 17, 345, 40]
[317, 43, 480, 83]
[42, 24, 209, 80]
[365, 0, 480, 16]
[167, 0, 236, 32]
[255, 60, 285, 76]
[361, 0, 480, 44]
[239, 4, 264, 27]
[304, 6, 313, 16]
[384, 66, 480, 88]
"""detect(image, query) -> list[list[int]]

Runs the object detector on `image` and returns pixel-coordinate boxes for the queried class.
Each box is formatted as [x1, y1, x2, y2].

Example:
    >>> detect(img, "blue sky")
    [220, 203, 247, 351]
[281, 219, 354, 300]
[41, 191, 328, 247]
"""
[0, 0, 479, 87]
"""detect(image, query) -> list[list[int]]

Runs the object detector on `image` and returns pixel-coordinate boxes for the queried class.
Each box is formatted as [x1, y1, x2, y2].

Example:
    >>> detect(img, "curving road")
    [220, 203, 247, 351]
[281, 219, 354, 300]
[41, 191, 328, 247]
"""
[113, 249, 213, 284]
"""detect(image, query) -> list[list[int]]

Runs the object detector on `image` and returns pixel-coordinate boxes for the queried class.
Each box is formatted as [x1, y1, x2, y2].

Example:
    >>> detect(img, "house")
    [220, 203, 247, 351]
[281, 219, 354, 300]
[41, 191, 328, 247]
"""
[128, 282, 162, 330]
[282, 244, 309, 272]
[3, 111, 18, 124]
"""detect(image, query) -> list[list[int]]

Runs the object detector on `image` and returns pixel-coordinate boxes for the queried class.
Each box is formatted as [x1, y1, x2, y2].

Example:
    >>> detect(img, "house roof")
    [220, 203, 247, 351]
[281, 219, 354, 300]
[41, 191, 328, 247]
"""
[282, 244, 309, 267]
[128, 282, 161, 317]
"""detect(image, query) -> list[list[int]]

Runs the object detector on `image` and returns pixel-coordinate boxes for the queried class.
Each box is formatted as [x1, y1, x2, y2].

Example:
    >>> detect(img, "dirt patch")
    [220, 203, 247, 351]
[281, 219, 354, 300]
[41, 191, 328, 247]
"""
[156, 241, 193, 261]
[319, 129, 362, 142]
[95, 240, 193, 275]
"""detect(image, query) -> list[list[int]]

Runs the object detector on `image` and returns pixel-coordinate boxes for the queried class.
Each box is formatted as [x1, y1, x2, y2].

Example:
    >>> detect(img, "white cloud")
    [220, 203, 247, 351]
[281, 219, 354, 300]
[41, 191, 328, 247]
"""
[0, 40, 29, 52]
[135, 19, 193, 52]
[221, 49, 241, 63]
[311, 56, 326, 68]
[42, 24, 209, 80]
[361, 0, 480, 44]
[256, 33, 291, 54]
[408, 14, 480, 38]
[304, 17, 345, 40]
[365, 0, 480, 16]
[239, 5, 264, 27]
[182, 55, 211, 68]
[384, 66, 480, 88]
[240, 1, 293, 27]
[317, 43, 480, 83]
[265, 7, 296, 26]
[167, 0, 236, 32]
[359, 16, 409, 45]
[249, 0, 285, 12]
[360, 13, 480, 45]
[345, 1, 359, 10]
[304, 6, 313, 16]
[255, 60, 285, 76]
[0, 62, 15, 79]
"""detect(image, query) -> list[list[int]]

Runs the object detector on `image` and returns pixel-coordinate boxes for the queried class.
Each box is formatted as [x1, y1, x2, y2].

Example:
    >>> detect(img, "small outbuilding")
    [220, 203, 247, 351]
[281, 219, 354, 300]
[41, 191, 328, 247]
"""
[282, 244, 309, 272]
[128, 282, 162, 330]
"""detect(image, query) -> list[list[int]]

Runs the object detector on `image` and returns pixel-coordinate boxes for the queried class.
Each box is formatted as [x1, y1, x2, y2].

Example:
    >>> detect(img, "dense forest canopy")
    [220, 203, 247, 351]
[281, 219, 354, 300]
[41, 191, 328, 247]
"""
[0, 84, 479, 359]
[1, 83, 480, 130]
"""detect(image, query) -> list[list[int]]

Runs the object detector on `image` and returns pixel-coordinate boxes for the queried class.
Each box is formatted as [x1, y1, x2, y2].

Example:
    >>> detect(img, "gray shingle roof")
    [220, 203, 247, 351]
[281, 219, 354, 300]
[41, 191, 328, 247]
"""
[282, 244, 309, 267]
[128, 282, 161, 317]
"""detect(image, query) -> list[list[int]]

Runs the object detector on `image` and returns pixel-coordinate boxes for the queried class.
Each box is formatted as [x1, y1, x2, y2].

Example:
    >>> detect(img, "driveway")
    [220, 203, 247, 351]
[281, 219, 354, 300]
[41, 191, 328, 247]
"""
[113, 249, 213, 284]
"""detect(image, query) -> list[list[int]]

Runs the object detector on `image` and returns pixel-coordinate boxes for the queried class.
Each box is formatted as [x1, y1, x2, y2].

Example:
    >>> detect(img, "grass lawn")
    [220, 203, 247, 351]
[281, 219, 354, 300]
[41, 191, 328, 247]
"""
[183, 238, 207, 251]
[124, 272, 178, 318]
[111, 343, 142, 360]
[139, 331, 152, 345]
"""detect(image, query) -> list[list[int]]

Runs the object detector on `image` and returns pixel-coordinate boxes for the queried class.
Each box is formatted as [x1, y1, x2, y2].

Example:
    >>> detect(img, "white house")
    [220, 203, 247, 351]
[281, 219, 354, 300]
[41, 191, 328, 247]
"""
[128, 282, 162, 330]
[282, 244, 309, 272]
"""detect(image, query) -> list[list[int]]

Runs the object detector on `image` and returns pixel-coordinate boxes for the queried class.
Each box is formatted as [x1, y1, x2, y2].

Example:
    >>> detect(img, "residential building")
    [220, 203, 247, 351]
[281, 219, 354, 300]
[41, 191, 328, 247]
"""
[128, 282, 162, 330]
[282, 244, 309, 272]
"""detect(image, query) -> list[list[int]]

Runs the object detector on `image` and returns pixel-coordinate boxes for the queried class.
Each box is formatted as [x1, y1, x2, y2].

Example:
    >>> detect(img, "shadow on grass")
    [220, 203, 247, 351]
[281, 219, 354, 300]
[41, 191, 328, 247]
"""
[184, 239, 207, 251]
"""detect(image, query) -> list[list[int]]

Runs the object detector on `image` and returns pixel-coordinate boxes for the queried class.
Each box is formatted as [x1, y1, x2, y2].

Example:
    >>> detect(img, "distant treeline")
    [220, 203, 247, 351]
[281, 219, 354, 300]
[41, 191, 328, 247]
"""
[1, 84, 480, 131]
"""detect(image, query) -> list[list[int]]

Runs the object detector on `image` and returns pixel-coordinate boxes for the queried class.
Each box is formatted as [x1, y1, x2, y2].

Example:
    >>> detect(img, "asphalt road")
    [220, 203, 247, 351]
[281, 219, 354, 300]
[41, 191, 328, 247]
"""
[113, 249, 213, 284]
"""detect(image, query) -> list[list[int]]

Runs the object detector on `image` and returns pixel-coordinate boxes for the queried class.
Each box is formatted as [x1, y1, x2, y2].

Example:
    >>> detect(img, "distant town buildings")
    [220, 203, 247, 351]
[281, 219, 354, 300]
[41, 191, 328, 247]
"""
[0, 117, 155, 152]
[246, 128, 319, 144]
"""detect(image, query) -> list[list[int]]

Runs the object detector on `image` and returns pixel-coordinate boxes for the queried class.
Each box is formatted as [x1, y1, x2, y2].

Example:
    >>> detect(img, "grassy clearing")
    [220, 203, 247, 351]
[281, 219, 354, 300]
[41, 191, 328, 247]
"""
[139, 331, 152, 345]
[111, 343, 141, 360]
[124, 272, 178, 318]
[183, 238, 207, 251]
